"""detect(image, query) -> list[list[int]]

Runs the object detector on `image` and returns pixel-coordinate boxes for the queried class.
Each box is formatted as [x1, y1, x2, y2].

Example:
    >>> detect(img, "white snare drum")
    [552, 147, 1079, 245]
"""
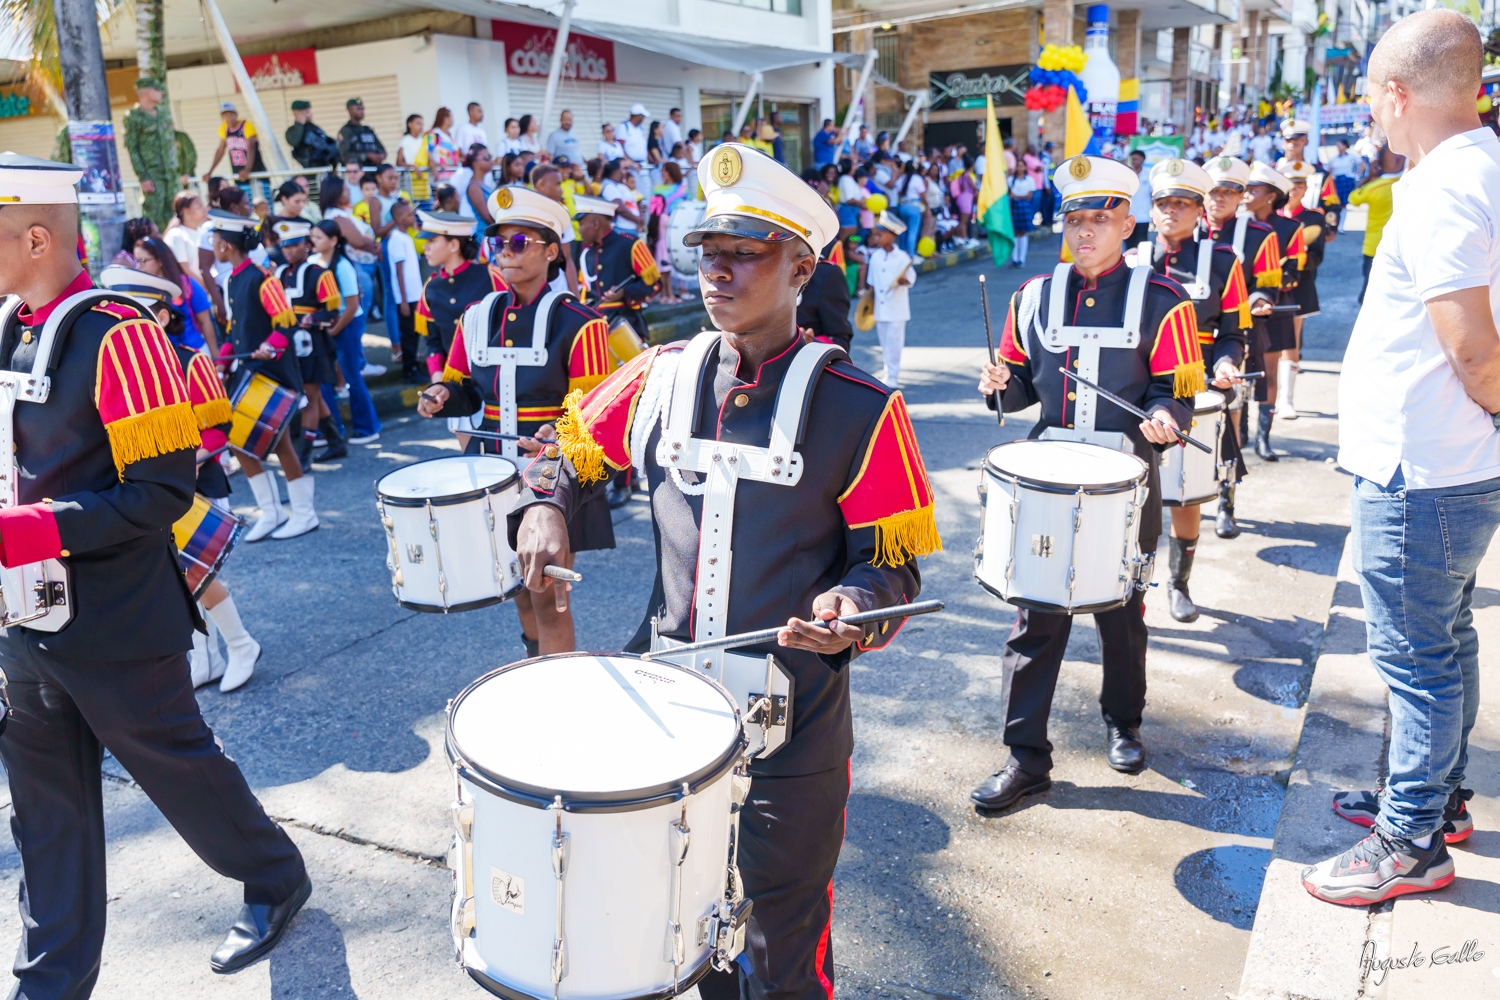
[447, 654, 751, 1000]
[1159, 390, 1226, 507]
[667, 200, 706, 277]
[0, 558, 71, 632]
[375, 455, 523, 613]
[975, 440, 1150, 614]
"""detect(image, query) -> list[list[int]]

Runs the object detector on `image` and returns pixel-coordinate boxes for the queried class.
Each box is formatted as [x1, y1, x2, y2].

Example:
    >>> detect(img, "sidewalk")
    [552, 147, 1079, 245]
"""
[1239, 519, 1500, 997]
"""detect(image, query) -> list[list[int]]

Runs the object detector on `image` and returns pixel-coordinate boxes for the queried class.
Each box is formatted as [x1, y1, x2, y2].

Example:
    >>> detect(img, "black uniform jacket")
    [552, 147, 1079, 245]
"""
[507, 335, 940, 777]
[992, 260, 1199, 545]
[1207, 216, 1282, 368]
[414, 260, 507, 363]
[277, 259, 340, 359]
[0, 279, 202, 659]
[1148, 234, 1253, 371]
[576, 229, 659, 316]
[1288, 205, 1330, 272]
[222, 259, 300, 391]
[796, 260, 854, 351]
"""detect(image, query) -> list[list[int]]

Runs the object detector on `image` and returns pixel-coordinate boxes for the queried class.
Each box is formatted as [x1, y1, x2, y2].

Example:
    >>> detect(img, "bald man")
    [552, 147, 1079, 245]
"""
[1309, 10, 1499, 906]
[0, 154, 309, 995]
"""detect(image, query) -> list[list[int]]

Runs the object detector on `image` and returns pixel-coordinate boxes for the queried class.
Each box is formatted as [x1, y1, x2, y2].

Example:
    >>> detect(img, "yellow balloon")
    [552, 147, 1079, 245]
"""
[1479, 95, 1493, 114]
[917, 236, 936, 257]
[866, 193, 889, 214]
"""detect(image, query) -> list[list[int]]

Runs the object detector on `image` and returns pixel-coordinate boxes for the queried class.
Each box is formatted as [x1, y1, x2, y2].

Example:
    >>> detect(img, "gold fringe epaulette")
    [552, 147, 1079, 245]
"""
[555, 388, 608, 485]
[193, 397, 233, 430]
[1173, 362, 1207, 399]
[105, 402, 202, 473]
[870, 506, 943, 568]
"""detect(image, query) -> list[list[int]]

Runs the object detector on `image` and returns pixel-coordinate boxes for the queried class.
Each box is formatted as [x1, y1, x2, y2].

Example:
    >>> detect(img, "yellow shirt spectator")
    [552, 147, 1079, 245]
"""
[1348, 175, 1399, 257]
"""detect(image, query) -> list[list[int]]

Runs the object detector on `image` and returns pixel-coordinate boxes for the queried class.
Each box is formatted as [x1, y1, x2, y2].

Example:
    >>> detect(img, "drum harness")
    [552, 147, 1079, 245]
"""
[461, 288, 568, 459]
[0, 291, 125, 631]
[274, 260, 317, 357]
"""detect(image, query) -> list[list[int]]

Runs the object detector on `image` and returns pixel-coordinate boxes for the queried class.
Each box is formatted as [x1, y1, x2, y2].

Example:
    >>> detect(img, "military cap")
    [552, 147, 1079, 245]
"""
[1247, 161, 1292, 196]
[1148, 158, 1212, 201]
[98, 265, 180, 307]
[0, 152, 83, 205]
[417, 210, 474, 239]
[290, 100, 312, 111]
[873, 209, 907, 236]
[571, 195, 618, 219]
[484, 186, 571, 240]
[1205, 155, 1253, 190]
[1053, 155, 1140, 214]
[685, 142, 839, 254]
[272, 218, 313, 244]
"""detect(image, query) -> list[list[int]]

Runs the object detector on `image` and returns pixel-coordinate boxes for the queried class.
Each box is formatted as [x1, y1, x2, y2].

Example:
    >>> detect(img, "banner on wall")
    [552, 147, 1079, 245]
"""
[491, 20, 615, 83]
[237, 49, 320, 91]
[1128, 134, 1184, 166]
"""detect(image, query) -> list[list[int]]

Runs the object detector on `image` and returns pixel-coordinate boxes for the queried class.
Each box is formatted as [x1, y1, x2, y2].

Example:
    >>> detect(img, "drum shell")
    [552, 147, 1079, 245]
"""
[975, 444, 1146, 614]
[228, 373, 298, 461]
[173, 496, 243, 600]
[1159, 393, 1224, 507]
[667, 201, 706, 277]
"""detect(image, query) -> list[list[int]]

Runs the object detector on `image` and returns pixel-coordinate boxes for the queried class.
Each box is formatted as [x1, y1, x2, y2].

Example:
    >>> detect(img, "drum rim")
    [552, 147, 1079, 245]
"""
[983, 440, 1148, 496]
[973, 572, 1133, 615]
[463, 950, 714, 1000]
[1192, 389, 1227, 415]
[375, 455, 521, 508]
[397, 578, 524, 614]
[446, 653, 746, 812]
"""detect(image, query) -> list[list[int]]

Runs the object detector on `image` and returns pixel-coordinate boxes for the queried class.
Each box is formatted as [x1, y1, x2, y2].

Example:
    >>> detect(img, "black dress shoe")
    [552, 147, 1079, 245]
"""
[210, 875, 312, 974]
[971, 763, 1052, 812]
[1106, 725, 1146, 774]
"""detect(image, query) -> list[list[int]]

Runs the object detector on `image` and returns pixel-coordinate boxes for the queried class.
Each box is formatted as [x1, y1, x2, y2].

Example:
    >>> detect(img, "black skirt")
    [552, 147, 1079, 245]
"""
[299, 351, 340, 385]
[1265, 313, 1298, 353]
[1293, 270, 1320, 316]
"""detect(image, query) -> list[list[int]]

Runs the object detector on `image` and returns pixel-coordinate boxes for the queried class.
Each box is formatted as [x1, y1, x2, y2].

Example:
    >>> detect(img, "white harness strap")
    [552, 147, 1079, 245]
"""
[656, 332, 840, 640]
[1040, 261, 1151, 436]
[1180, 237, 1215, 302]
[1231, 215, 1249, 262]
[460, 290, 564, 458]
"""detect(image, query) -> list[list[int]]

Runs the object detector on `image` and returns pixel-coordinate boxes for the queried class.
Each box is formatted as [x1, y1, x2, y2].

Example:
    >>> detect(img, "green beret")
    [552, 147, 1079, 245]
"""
[346, 97, 363, 107]
[134, 76, 164, 91]
[290, 100, 311, 111]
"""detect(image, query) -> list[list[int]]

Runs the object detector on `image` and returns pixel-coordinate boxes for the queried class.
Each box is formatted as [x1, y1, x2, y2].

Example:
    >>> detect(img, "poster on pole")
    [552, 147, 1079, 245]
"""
[67, 121, 123, 206]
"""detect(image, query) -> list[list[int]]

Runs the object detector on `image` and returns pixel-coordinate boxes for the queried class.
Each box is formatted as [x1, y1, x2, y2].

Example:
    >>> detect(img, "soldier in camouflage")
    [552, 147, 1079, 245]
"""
[123, 76, 179, 228]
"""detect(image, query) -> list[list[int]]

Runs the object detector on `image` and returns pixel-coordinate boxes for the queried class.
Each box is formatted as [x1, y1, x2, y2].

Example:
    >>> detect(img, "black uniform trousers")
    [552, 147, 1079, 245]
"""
[999, 591, 1150, 776]
[0, 641, 306, 1000]
[698, 764, 848, 1000]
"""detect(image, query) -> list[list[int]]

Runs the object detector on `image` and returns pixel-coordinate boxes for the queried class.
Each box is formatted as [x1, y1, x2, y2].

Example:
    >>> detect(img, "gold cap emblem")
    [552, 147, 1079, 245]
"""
[710, 146, 743, 187]
[1165, 158, 1184, 176]
[1068, 157, 1091, 181]
[493, 188, 513, 210]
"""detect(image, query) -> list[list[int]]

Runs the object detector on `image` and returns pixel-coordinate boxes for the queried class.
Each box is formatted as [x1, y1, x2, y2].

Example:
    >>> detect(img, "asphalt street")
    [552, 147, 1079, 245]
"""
[0, 225, 1365, 999]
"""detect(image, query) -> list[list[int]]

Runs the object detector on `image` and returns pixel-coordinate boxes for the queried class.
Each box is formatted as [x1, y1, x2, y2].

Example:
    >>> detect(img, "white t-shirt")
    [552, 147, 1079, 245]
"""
[398, 133, 423, 166]
[837, 175, 865, 204]
[1339, 127, 1500, 489]
[165, 225, 199, 272]
[454, 121, 488, 154]
[597, 138, 627, 161]
[602, 179, 639, 233]
[548, 226, 575, 294]
[899, 174, 927, 204]
[1329, 152, 1360, 178]
[617, 120, 649, 162]
[386, 229, 422, 303]
[1129, 173, 1153, 222]
[1249, 133, 1274, 163]
[198, 221, 231, 286]
[663, 118, 683, 151]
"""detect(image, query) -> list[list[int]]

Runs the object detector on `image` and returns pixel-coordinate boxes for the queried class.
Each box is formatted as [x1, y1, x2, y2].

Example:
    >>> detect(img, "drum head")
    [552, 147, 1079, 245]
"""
[1193, 389, 1226, 414]
[985, 439, 1147, 490]
[450, 655, 742, 803]
[377, 455, 518, 503]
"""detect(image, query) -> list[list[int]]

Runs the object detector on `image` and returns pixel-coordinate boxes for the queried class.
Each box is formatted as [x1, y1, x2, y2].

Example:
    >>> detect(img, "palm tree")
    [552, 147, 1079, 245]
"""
[0, 0, 125, 161]
[134, 0, 166, 101]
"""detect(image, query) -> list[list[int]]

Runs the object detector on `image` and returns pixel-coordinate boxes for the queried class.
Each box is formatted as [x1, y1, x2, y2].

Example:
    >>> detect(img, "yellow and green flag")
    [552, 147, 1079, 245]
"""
[975, 94, 1014, 267]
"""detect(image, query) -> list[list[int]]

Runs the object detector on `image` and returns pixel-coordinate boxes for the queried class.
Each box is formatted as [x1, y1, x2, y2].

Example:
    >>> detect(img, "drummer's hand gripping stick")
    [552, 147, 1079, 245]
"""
[979, 274, 1004, 428]
[1057, 367, 1214, 454]
[639, 600, 946, 661]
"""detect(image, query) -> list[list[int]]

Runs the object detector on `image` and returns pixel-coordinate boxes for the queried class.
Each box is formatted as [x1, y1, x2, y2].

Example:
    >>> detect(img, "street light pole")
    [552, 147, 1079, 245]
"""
[51, 0, 123, 274]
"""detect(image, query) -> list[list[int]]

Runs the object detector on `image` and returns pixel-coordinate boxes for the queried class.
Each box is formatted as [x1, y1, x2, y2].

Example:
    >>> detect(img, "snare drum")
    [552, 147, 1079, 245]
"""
[228, 373, 298, 460]
[606, 316, 645, 370]
[975, 440, 1150, 614]
[1159, 390, 1225, 507]
[447, 654, 750, 1000]
[375, 455, 524, 612]
[173, 495, 243, 600]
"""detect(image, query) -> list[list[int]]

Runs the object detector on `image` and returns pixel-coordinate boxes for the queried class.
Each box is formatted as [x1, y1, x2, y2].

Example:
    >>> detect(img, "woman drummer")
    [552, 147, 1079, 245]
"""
[97, 265, 264, 692]
[276, 218, 347, 465]
[209, 209, 319, 542]
[415, 188, 613, 657]
[413, 210, 506, 380]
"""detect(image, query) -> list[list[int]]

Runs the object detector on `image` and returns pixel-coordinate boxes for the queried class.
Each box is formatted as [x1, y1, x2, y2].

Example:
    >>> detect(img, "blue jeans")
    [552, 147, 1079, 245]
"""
[1352, 467, 1500, 840]
[333, 312, 380, 438]
[896, 202, 923, 255]
[353, 261, 376, 320]
[378, 243, 398, 342]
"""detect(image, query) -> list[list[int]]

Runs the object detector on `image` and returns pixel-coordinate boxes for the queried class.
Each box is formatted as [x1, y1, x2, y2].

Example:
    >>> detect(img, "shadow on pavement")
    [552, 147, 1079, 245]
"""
[1173, 844, 1271, 930]
[270, 907, 356, 998]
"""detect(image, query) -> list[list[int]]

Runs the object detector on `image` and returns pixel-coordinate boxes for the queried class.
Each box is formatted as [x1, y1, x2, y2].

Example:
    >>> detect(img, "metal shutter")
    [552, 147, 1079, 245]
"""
[0, 114, 65, 162]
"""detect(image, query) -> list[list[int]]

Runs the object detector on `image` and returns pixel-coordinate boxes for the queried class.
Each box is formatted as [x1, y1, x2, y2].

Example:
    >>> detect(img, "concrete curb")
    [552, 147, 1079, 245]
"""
[1237, 532, 1393, 999]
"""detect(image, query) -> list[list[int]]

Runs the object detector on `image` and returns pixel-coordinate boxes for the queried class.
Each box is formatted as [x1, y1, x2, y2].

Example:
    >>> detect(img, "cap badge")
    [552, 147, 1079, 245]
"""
[1165, 159, 1184, 176]
[710, 146, 743, 187]
[494, 188, 513, 210]
[1068, 157, 1091, 181]
[1217, 157, 1234, 171]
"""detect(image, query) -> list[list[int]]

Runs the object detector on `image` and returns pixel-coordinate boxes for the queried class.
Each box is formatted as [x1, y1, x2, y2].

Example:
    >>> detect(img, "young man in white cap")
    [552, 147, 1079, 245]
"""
[971, 153, 1202, 811]
[0, 153, 309, 995]
[573, 194, 661, 348]
[1276, 118, 1343, 217]
[510, 143, 938, 1000]
[863, 209, 917, 387]
[1142, 157, 1253, 622]
[1273, 160, 1337, 420]
[1242, 162, 1304, 459]
[416, 187, 614, 657]
[617, 103, 651, 164]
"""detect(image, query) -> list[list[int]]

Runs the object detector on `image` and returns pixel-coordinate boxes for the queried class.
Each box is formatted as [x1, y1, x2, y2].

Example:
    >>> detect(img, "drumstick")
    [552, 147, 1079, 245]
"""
[978, 275, 1004, 428]
[1057, 367, 1213, 454]
[218, 350, 284, 361]
[542, 565, 582, 583]
[639, 600, 945, 660]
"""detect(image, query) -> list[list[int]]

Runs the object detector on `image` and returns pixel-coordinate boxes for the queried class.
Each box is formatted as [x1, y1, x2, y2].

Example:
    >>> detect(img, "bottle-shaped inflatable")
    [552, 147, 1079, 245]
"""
[1080, 5, 1122, 145]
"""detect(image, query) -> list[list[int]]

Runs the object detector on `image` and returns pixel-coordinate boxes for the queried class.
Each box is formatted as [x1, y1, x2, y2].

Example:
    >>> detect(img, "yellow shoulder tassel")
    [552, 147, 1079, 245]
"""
[105, 402, 203, 474]
[1173, 362, 1206, 399]
[193, 397, 233, 430]
[871, 506, 943, 568]
[1255, 266, 1282, 289]
[555, 388, 608, 485]
[441, 365, 468, 384]
[1236, 299, 1251, 330]
[414, 312, 429, 336]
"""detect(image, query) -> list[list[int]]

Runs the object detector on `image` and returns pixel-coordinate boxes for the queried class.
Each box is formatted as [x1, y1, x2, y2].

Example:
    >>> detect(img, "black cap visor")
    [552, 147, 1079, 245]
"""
[1151, 187, 1205, 203]
[1059, 194, 1128, 214]
[683, 213, 802, 247]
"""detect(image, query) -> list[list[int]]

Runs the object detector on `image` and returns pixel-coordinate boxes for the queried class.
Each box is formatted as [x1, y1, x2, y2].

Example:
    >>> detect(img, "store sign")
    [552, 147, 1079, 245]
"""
[0, 90, 35, 118]
[928, 65, 1031, 111]
[237, 48, 319, 91]
[491, 20, 615, 83]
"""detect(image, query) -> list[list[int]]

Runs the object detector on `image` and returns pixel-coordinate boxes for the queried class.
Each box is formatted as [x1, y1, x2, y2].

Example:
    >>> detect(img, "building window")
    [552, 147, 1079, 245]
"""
[874, 28, 899, 82]
[710, 0, 802, 14]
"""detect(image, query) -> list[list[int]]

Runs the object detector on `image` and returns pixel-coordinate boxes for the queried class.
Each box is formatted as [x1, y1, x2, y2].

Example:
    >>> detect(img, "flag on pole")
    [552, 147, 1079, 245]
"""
[1064, 85, 1094, 159]
[975, 94, 1014, 267]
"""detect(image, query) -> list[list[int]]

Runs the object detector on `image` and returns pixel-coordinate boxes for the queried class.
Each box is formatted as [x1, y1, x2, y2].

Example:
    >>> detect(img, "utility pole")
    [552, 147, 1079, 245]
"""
[52, 0, 123, 274]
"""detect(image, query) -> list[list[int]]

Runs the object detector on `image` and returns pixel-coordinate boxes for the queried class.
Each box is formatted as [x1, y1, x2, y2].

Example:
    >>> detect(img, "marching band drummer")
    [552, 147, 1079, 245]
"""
[274, 218, 345, 467]
[98, 266, 264, 692]
[1204, 155, 1282, 537]
[574, 194, 661, 344]
[0, 154, 309, 997]
[415, 187, 614, 658]
[413, 209, 507, 383]
[1274, 160, 1337, 422]
[971, 154, 1201, 812]
[510, 144, 939, 1000]
[1240, 163, 1305, 462]
[209, 209, 319, 541]
[1141, 158, 1253, 623]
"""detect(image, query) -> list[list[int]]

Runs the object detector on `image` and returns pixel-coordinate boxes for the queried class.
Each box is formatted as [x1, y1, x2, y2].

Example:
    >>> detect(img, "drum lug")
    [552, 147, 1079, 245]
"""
[549, 796, 569, 997]
[665, 793, 692, 988]
[709, 896, 753, 970]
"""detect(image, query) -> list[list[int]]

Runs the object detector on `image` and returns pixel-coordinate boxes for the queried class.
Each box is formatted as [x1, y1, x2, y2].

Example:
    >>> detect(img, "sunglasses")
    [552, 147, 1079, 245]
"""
[495, 234, 545, 255]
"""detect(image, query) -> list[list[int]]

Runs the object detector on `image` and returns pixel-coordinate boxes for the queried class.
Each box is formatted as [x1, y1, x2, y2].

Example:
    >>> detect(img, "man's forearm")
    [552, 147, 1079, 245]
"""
[1427, 287, 1500, 413]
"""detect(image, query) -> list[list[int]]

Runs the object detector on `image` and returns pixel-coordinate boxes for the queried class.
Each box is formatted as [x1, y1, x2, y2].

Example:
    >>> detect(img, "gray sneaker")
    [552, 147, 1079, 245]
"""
[1302, 826, 1455, 905]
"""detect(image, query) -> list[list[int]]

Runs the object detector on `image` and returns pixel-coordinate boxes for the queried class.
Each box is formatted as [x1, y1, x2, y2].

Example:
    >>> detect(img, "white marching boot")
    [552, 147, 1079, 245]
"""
[208, 595, 262, 693]
[243, 471, 287, 542]
[271, 475, 319, 539]
[1275, 357, 1299, 419]
[189, 619, 227, 688]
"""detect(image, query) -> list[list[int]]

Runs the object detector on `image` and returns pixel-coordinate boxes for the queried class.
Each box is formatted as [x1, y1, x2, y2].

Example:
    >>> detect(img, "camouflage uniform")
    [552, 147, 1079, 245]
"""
[123, 99, 179, 227]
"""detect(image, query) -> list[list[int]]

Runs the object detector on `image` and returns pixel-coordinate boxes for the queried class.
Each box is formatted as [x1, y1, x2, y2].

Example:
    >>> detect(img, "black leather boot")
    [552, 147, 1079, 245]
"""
[1255, 406, 1277, 461]
[315, 417, 347, 461]
[1215, 482, 1240, 539]
[1167, 536, 1199, 623]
